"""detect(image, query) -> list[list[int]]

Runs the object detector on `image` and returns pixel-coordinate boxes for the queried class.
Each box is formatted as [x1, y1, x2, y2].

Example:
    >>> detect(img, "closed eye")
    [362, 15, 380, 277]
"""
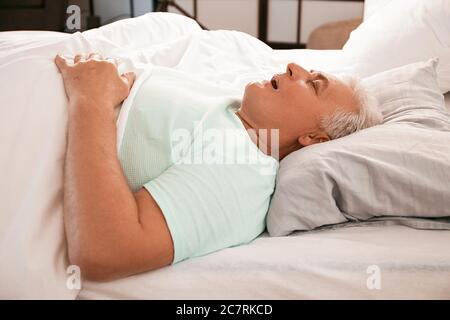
[309, 80, 318, 93]
[313, 72, 329, 96]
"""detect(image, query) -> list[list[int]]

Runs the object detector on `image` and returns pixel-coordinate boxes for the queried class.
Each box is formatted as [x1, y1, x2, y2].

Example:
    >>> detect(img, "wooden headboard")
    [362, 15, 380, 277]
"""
[0, 0, 68, 31]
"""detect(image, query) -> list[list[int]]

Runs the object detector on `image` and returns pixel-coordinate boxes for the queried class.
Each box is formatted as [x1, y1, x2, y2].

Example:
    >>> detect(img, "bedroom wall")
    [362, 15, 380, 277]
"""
[167, 0, 259, 38]
[67, 0, 363, 48]
[166, 0, 363, 47]
[68, 1, 363, 41]
[93, 0, 152, 24]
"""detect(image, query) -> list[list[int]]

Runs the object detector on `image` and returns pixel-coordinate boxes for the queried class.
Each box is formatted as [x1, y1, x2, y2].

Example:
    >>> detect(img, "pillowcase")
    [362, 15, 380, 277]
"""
[267, 58, 450, 237]
[342, 0, 450, 93]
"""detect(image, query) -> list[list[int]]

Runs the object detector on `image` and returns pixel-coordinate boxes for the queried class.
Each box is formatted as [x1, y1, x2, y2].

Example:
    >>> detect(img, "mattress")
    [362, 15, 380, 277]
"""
[78, 225, 450, 299]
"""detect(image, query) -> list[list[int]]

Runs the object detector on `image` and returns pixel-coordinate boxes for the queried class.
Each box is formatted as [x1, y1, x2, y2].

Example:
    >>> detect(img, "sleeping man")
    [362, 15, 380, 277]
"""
[54, 53, 382, 281]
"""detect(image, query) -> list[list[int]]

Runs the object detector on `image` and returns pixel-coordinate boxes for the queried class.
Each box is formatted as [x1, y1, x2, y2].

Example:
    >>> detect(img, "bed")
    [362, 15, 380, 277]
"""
[77, 225, 450, 300]
[1, 11, 450, 300]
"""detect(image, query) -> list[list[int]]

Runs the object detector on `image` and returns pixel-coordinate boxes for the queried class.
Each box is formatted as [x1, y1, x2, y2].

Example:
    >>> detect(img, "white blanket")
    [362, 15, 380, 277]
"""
[0, 13, 207, 299]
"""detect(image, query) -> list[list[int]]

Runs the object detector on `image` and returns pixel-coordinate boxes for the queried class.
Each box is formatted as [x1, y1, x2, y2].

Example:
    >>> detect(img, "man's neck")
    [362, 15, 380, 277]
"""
[235, 110, 301, 160]
[235, 110, 252, 131]
[235, 110, 263, 154]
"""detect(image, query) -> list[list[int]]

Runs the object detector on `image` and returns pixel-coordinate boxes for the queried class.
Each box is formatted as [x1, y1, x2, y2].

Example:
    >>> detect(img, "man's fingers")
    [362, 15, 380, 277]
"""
[74, 53, 87, 63]
[106, 57, 119, 66]
[54, 54, 69, 72]
[88, 52, 103, 60]
[122, 72, 136, 92]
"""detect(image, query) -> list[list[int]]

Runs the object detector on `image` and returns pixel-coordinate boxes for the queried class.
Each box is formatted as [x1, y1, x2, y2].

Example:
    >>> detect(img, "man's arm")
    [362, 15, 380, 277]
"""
[55, 53, 174, 281]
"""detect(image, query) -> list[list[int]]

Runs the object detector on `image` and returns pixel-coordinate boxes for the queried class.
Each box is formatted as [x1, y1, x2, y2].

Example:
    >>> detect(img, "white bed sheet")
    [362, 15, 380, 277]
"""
[1, 14, 449, 299]
[79, 225, 450, 299]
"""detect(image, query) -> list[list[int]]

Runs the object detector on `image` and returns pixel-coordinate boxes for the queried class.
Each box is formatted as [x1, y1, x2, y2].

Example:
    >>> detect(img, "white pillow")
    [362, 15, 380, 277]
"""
[267, 59, 450, 236]
[343, 0, 450, 94]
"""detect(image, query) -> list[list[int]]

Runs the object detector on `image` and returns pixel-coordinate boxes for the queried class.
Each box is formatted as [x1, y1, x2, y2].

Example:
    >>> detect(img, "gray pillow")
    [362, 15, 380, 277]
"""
[267, 59, 450, 236]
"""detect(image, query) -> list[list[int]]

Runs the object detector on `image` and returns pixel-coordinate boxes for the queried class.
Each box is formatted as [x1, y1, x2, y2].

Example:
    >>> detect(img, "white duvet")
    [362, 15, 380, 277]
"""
[1, 13, 449, 299]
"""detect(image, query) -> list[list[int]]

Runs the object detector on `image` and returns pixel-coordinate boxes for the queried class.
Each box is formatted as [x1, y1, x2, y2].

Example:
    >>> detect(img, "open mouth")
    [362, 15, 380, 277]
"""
[271, 77, 278, 90]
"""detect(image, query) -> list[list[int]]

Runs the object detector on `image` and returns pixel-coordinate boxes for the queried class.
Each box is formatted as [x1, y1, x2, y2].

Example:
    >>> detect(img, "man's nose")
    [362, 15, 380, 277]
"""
[287, 62, 311, 80]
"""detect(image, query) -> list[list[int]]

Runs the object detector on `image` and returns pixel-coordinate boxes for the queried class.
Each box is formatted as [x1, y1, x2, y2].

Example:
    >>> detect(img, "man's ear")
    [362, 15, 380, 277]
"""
[298, 131, 330, 147]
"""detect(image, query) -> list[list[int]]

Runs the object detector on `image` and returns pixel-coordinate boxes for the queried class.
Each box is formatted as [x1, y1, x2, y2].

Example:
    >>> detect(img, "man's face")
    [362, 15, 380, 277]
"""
[239, 63, 359, 152]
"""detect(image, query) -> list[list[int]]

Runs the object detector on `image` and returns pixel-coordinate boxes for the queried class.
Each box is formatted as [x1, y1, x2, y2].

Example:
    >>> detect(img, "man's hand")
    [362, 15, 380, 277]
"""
[55, 53, 135, 112]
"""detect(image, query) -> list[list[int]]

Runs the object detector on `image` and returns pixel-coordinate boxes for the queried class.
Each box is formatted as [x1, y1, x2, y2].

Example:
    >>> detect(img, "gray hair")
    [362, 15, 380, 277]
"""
[320, 75, 383, 140]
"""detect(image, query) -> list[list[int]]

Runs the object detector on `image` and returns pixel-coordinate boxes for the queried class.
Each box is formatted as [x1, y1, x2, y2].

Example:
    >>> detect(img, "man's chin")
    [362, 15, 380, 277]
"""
[243, 82, 269, 104]
[247, 80, 269, 89]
